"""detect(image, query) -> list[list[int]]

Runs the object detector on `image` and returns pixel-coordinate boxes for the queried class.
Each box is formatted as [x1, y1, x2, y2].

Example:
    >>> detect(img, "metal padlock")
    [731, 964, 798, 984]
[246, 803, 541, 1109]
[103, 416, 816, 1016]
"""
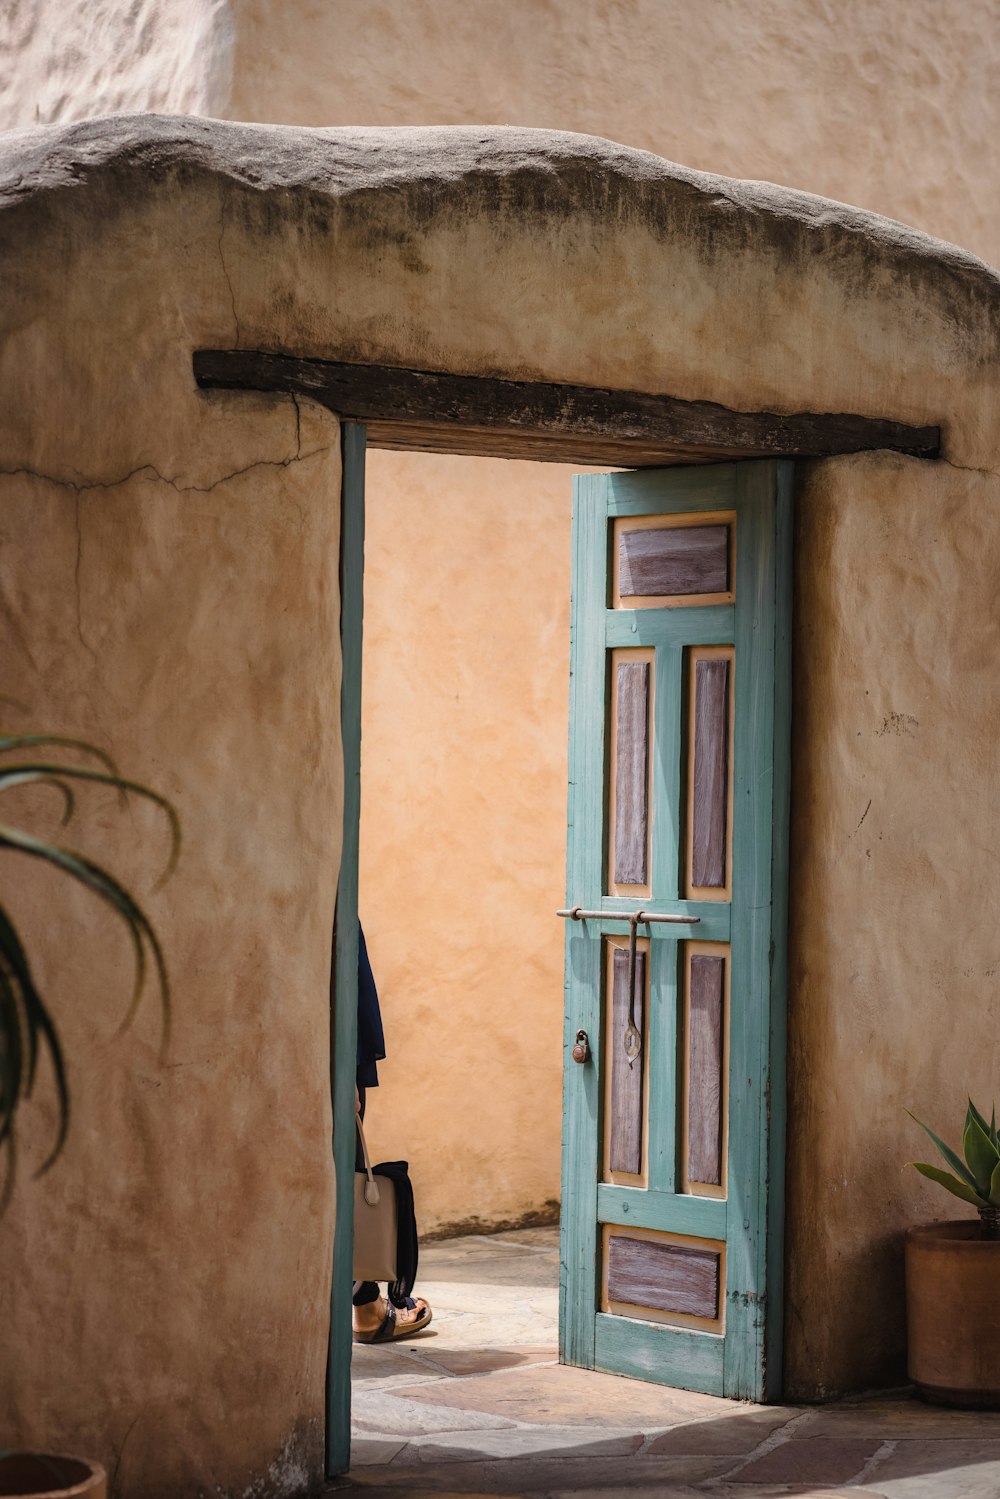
[572, 1029, 591, 1064]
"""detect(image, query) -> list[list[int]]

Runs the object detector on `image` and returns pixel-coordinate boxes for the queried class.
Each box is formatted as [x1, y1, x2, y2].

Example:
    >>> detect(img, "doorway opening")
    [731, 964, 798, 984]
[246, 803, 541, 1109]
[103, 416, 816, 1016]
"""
[349, 443, 577, 1432]
[335, 437, 788, 1472]
[192, 344, 942, 1477]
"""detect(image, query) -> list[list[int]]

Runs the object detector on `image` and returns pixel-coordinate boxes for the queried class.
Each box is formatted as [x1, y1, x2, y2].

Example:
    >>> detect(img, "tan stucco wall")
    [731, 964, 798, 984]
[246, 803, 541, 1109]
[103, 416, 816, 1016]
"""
[787, 452, 1000, 1396]
[193, 0, 1000, 1251]
[0, 0, 234, 126]
[222, 0, 1000, 269]
[3, 113, 1000, 1450]
[0, 144, 343, 1494]
[5, 0, 1000, 1384]
[358, 452, 571, 1232]
[13, 1, 994, 263]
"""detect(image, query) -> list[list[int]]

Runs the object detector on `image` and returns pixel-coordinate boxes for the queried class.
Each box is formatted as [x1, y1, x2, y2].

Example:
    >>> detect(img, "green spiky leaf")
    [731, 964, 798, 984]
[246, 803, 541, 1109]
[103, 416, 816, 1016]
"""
[964, 1113, 1000, 1197]
[988, 1157, 1000, 1210]
[907, 1111, 978, 1189]
[910, 1161, 990, 1208]
[0, 733, 177, 1211]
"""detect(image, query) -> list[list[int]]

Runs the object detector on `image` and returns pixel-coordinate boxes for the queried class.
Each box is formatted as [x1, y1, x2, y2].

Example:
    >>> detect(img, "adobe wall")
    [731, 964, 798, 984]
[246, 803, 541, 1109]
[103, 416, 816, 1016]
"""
[1, 122, 999, 1486]
[0, 130, 343, 1494]
[5, 0, 1000, 1250]
[787, 451, 1000, 1395]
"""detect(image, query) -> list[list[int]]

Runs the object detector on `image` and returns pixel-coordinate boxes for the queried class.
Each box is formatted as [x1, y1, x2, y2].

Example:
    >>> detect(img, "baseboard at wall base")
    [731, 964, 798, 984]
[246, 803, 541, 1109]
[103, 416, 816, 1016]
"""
[423, 1199, 561, 1242]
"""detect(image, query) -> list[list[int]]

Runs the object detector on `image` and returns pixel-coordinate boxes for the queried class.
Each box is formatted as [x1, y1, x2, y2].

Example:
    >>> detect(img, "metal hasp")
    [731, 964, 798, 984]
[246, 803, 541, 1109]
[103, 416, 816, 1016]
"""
[557, 907, 701, 1067]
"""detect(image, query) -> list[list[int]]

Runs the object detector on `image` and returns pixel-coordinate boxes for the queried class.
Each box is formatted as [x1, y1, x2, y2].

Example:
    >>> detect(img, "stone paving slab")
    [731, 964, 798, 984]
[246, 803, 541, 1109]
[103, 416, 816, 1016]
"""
[730, 1435, 883, 1485]
[798, 1396, 1000, 1439]
[338, 1227, 1000, 1499]
[398, 1361, 743, 1430]
[351, 1389, 516, 1437]
[339, 1450, 735, 1492]
[395, 1290, 556, 1349]
[347, 1436, 409, 1468]
[408, 1425, 646, 1463]
[865, 1438, 1000, 1497]
[645, 1407, 797, 1454]
[408, 1348, 557, 1378]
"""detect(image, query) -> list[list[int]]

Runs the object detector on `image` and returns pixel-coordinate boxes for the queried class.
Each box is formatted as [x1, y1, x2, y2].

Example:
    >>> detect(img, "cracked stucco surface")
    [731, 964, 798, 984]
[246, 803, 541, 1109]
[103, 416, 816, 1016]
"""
[1, 113, 1000, 1490]
[0, 119, 343, 1495]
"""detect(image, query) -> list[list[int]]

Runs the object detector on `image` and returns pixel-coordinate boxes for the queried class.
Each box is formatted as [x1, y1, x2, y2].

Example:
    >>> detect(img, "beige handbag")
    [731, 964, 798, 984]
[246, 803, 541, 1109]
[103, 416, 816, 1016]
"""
[353, 1110, 397, 1282]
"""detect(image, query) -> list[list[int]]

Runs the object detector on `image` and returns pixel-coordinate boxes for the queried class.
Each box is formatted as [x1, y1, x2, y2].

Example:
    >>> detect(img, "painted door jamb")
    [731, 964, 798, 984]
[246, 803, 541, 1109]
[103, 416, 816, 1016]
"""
[326, 421, 366, 1477]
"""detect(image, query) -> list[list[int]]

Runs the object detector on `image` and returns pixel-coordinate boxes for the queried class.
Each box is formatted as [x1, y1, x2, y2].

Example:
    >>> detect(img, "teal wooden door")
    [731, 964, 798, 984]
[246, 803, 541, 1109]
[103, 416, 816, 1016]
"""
[559, 461, 792, 1402]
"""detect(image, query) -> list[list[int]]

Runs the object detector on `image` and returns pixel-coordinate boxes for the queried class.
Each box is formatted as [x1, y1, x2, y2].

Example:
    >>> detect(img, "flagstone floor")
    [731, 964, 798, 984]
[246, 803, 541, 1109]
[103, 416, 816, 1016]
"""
[329, 1226, 1000, 1498]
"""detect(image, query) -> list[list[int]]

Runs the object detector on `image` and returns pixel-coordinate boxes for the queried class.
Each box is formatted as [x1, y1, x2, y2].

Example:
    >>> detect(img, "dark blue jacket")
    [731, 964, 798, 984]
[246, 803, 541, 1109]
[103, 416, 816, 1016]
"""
[357, 924, 386, 1090]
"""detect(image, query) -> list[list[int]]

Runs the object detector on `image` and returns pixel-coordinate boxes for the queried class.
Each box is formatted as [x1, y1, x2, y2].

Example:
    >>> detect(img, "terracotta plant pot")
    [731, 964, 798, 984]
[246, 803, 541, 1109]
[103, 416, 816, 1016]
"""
[906, 1219, 1000, 1407]
[0, 1454, 106, 1499]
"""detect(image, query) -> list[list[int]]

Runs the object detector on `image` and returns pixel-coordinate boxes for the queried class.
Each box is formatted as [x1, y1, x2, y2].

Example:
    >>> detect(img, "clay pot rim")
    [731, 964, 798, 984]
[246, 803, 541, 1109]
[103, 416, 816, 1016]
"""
[907, 1217, 1000, 1248]
[0, 1453, 106, 1498]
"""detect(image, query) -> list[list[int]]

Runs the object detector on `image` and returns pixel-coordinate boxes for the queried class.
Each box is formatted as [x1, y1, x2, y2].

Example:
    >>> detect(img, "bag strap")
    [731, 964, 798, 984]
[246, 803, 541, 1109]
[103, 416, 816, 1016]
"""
[356, 1111, 381, 1206]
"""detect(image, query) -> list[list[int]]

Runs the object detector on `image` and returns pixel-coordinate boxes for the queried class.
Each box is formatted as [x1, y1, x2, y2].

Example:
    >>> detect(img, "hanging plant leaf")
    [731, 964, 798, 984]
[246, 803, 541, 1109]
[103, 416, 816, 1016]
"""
[0, 733, 177, 1211]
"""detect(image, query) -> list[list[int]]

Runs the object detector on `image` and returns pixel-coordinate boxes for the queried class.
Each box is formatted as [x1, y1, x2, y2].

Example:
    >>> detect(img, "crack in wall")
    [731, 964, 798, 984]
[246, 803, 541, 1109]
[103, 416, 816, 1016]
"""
[938, 456, 1000, 483]
[12, 428, 330, 654]
[218, 198, 240, 347]
[73, 489, 96, 659]
[291, 393, 302, 459]
[0, 442, 331, 499]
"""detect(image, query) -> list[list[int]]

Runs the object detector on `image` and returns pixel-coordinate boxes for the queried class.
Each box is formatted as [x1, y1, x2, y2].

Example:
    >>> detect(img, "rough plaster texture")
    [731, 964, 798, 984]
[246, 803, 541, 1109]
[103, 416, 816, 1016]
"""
[787, 452, 1000, 1397]
[11, 1, 996, 265]
[0, 0, 234, 128]
[222, 0, 1000, 273]
[0, 120, 345, 1495]
[6, 0, 1000, 1282]
[1, 118, 1000, 1476]
[358, 451, 570, 1235]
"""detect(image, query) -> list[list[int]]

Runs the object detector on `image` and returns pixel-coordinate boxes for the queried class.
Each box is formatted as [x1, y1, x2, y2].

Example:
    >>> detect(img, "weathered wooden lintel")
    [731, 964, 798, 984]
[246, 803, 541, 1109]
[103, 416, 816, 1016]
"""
[193, 349, 941, 467]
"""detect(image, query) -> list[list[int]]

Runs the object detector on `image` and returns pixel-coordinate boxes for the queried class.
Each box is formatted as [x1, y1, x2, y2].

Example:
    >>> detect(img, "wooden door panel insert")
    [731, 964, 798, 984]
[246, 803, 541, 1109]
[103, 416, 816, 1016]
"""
[685, 645, 735, 901]
[682, 943, 730, 1198]
[612, 510, 736, 609]
[601, 1224, 726, 1334]
[607, 647, 655, 897]
[604, 941, 650, 1184]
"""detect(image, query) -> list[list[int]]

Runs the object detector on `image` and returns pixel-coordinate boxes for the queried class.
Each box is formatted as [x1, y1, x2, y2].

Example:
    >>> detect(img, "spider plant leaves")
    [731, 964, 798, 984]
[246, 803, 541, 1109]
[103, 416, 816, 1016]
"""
[0, 736, 119, 776]
[910, 1161, 990, 1208]
[0, 905, 68, 1172]
[906, 1110, 977, 1188]
[0, 772, 76, 825]
[0, 826, 170, 1046]
[0, 734, 177, 1211]
[963, 1112, 1000, 1199]
[0, 764, 181, 887]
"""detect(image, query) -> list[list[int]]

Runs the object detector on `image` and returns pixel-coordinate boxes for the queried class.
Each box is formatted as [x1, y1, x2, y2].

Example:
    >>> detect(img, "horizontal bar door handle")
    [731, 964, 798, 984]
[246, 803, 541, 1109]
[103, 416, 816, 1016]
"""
[556, 906, 700, 925]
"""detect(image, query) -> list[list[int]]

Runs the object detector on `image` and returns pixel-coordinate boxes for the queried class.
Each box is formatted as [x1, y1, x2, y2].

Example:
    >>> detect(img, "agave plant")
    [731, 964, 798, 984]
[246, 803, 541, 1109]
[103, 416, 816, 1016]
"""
[909, 1100, 1000, 1240]
[0, 731, 179, 1211]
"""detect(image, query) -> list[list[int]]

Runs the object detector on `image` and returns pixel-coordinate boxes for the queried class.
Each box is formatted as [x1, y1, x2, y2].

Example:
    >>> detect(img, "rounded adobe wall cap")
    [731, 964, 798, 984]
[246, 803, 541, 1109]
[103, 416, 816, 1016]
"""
[1, 113, 997, 290]
[2, 115, 998, 467]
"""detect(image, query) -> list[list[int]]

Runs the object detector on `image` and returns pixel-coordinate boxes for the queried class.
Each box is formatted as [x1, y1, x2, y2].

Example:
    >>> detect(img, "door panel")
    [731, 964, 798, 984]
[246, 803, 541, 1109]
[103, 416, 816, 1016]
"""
[560, 461, 792, 1402]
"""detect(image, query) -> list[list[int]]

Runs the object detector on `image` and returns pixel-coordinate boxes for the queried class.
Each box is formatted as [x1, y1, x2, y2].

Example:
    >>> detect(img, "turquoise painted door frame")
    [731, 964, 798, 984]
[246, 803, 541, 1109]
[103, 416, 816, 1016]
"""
[559, 461, 792, 1402]
[327, 422, 366, 1477]
[327, 445, 791, 1474]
